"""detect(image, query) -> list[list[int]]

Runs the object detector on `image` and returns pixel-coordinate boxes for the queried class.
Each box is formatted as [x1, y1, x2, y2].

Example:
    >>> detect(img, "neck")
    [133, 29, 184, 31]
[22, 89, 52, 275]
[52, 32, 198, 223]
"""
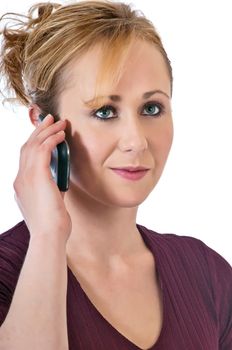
[64, 182, 146, 265]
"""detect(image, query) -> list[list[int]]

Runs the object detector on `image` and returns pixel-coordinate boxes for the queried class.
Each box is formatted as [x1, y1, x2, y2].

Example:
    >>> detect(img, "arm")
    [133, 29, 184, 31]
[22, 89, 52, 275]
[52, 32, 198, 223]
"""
[0, 114, 71, 349]
[0, 234, 69, 350]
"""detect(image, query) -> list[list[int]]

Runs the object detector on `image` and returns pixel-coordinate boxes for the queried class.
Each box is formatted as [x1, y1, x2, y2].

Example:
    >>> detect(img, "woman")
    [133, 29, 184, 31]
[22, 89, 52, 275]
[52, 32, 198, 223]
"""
[0, 1, 231, 349]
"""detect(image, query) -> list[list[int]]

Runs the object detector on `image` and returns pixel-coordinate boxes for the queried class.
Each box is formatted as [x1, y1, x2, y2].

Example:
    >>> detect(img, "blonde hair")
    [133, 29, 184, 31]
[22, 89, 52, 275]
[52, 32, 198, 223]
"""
[0, 0, 173, 117]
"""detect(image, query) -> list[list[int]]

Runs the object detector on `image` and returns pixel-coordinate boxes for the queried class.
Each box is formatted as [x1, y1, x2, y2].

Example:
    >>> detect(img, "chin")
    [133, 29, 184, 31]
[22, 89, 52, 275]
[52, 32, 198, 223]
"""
[106, 191, 152, 208]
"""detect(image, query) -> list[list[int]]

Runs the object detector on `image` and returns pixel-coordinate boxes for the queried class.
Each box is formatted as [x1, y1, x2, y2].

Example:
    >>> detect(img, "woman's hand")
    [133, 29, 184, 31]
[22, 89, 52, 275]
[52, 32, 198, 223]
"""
[13, 114, 72, 242]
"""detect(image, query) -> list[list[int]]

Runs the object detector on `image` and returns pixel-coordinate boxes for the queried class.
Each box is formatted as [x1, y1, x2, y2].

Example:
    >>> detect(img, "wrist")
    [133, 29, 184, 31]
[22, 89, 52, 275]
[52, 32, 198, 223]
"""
[29, 232, 68, 251]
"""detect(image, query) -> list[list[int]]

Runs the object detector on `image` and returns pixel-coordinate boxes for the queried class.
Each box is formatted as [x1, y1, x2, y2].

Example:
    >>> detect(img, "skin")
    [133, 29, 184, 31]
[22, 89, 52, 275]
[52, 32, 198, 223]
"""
[30, 39, 173, 271]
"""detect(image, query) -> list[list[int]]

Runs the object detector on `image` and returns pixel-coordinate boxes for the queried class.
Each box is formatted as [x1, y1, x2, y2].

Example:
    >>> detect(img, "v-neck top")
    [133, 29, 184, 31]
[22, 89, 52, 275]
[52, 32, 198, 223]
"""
[0, 221, 231, 349]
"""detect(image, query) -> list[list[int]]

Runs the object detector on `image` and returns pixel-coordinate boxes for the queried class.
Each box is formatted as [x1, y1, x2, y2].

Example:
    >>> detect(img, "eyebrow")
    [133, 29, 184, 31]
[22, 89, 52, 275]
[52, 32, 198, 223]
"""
[84, 89, 170, 104]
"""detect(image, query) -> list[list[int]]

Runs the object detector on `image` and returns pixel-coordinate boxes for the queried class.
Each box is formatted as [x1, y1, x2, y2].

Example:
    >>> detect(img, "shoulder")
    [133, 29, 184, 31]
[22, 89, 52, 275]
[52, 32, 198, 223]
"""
[138, 223, 231, 274]
[138, 224, 232, 347]
[0, 220, 30, 241]
[138, 223, 232, 301]
[0, 220, 30, 261]
[0, 220, 30, 281]
[0, 221, 30, 325]
[0, 220, 30, 285]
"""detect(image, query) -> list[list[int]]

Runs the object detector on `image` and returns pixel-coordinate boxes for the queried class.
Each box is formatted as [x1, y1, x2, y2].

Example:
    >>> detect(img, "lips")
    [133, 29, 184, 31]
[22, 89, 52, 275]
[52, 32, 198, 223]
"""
[111, 166, 149, 172]
[111, 168, 149, 181]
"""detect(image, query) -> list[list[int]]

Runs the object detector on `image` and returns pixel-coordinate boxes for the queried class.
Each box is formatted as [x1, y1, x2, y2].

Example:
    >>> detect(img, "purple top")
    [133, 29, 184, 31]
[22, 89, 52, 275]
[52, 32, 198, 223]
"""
[0, 221, 231, 349]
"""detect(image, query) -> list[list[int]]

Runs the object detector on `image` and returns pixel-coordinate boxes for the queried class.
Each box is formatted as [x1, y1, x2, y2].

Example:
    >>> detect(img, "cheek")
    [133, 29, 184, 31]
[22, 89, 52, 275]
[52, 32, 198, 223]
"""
[152, 120, 174, 161]
[164, 120, 174, 152]
[85, 138, 104, 165]
[76, 128, 110, 167]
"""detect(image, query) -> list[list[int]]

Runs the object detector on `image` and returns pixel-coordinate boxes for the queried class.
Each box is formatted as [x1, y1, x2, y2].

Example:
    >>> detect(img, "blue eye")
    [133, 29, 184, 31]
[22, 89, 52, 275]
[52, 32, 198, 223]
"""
[90, 102, 165, 122]
[143, 103, 161, 115]
[91, 105, 116, 121]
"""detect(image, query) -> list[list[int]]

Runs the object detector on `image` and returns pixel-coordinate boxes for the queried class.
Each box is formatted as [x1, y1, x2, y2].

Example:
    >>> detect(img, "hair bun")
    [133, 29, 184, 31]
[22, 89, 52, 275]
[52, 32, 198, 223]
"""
[29, 2, 61, 26]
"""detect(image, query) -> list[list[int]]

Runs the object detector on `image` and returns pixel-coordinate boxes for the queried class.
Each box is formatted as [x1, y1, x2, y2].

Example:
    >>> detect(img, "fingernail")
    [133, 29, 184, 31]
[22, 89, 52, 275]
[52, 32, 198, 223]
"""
[46, 114, 53, 120]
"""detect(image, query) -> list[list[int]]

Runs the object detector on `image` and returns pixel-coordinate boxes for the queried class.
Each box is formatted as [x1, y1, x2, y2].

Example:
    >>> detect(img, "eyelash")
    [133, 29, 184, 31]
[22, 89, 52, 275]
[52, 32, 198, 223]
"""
[89, 101, 166, 122]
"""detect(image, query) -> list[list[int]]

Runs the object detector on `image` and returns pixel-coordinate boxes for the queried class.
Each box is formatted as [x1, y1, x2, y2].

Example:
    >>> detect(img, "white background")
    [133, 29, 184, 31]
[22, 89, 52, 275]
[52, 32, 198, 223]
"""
[0, 0, 231, 264]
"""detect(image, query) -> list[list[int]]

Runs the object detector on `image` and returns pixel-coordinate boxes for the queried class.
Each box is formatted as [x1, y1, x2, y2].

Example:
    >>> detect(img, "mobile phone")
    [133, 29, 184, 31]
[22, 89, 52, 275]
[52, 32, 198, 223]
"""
[38, 114, 70, 192]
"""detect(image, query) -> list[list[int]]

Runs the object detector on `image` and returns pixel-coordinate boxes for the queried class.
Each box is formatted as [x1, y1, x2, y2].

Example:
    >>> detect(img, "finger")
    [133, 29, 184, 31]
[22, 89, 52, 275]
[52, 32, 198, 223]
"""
[18, 130, 66, 177]
[26, 117, 66, 148]
[37, 120, 66, 145]
[60, 191, 65, 199]
[27, 114, 55, 141]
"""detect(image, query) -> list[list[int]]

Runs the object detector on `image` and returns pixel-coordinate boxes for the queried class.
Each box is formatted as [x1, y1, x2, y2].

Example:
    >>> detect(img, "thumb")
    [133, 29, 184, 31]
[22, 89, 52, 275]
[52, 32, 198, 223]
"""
[60, 191, 65, 200]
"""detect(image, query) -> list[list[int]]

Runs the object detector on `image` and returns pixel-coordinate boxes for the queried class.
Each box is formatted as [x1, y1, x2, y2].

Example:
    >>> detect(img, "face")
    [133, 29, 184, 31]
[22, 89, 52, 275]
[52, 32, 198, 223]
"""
[58, 39, 173, 208]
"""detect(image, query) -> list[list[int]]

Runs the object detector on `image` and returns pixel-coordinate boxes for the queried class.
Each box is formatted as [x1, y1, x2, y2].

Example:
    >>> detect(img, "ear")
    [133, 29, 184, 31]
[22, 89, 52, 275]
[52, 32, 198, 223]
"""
[28, 104, 43, 127]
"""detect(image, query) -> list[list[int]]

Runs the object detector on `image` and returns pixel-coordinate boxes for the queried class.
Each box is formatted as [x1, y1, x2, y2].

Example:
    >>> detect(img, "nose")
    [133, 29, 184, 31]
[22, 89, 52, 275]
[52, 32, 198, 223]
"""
[118, 116, 148, 153]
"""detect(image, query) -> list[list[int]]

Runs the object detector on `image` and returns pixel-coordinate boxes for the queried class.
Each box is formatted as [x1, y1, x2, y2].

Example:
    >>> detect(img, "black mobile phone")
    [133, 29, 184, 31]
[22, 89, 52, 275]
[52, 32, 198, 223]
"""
[38, 114, 70, 192]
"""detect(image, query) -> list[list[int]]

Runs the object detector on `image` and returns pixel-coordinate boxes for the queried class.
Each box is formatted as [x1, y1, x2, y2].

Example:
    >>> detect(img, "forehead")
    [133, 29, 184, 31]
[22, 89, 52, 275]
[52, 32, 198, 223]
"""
[63, 39, 170, 96]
